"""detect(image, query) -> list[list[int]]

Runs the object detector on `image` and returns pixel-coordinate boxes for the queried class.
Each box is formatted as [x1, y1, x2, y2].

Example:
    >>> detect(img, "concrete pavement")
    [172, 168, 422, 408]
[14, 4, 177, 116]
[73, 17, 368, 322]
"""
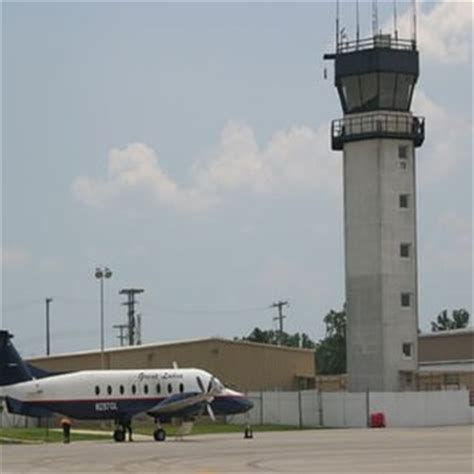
[1, 425, 472, 473]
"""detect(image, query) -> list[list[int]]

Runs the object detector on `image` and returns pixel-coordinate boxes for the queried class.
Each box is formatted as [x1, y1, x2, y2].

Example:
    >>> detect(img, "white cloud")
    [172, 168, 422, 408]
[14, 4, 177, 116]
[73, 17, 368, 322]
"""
[394, 0, 473, 64]
[422, 210, 472, 272]
[1, 247, 28, 268]
[72, 121, 340, 213]
[413, 89, 472, 185]
[420, 0, 473, 64]
[195, 121, 339, 195]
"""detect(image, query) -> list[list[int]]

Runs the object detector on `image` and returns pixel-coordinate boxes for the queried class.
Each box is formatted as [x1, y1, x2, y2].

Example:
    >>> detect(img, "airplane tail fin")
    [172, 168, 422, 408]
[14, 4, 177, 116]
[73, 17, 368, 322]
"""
[0, 330, 33, 386]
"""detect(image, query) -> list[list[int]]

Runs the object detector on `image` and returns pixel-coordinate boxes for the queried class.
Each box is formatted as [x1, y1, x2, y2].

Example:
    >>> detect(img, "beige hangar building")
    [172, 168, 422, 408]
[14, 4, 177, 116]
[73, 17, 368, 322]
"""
[27, 328, 473, 393]
[28, 338, 317, 392]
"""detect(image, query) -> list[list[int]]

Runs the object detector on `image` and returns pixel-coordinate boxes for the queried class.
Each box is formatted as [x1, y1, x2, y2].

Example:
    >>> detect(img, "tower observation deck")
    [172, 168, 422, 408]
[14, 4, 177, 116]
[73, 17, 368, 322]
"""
[325, 32, 425, 392]
[325, 35, 425, 150]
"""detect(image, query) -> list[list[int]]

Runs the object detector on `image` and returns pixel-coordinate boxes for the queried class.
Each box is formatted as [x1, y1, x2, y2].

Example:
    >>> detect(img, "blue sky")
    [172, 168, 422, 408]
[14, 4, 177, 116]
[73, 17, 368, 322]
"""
[2, 1, 472, 357]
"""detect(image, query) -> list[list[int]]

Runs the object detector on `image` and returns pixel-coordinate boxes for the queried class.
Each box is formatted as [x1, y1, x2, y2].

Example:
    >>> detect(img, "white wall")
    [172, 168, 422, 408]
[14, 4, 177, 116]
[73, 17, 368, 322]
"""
[322, 392, 367, 427]
[300, 390, 320, 427]
[370, 390, 472, 427]
[229, 389, 472, 428]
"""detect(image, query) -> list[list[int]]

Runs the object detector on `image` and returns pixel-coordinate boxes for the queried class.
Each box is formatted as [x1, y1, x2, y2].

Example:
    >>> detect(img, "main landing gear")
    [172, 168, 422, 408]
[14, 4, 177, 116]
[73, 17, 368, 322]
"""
[113, 420, 133, 442]
[153, 419, 166, 442]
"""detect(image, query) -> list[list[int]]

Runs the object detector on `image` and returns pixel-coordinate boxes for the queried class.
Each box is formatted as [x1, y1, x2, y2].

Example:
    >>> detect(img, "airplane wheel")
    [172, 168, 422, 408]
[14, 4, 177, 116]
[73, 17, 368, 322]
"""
[153, 428, 166, 442]
[113, 429, 126, 442]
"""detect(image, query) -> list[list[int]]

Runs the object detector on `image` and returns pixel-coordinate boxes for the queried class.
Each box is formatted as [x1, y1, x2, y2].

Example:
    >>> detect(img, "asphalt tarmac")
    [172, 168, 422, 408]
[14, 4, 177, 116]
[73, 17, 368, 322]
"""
[1, 425, 472, 473]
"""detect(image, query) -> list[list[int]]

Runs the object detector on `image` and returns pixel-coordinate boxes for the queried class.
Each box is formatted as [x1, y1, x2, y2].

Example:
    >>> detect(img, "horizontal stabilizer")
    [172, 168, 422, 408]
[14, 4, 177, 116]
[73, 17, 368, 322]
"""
[0, 331, 33, 386]
[26, 363, 65, 379]
[5, 396, 54, 418]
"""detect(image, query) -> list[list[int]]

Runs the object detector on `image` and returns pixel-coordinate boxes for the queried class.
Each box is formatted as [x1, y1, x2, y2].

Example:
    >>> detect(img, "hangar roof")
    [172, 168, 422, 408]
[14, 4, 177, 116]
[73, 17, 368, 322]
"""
[28, 336, 315, 362]
[418, 327, 474, 339]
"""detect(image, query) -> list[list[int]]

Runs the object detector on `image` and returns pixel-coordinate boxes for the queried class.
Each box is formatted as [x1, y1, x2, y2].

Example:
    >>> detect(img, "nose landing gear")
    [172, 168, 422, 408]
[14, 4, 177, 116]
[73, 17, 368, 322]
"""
[244, 424, 253, 439]
[153, 418, 167, 442]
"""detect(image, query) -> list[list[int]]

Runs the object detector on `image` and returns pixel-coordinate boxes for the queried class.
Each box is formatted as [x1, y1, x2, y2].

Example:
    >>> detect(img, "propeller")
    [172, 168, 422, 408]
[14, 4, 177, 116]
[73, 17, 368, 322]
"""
[196, 375, 217, 422]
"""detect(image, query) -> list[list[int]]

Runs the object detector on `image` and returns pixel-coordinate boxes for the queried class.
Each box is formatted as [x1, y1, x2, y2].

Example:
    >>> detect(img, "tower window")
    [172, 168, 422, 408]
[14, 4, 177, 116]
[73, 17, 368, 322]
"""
[398, 145, 409, 159]
[401, 293, 411, 307]
[402, 343, 413, 359]
[399, 194, 409, 209]
[400, 243, 411, 258]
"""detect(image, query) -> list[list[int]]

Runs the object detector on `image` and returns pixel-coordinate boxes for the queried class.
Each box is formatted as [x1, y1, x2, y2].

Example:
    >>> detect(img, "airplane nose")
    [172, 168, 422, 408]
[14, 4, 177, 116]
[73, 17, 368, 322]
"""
[241, 396, 254, 412]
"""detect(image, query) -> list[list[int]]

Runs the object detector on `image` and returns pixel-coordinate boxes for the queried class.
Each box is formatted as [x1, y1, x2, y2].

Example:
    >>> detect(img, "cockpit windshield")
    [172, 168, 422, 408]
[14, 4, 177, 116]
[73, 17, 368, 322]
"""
[213, 378, 224, 391]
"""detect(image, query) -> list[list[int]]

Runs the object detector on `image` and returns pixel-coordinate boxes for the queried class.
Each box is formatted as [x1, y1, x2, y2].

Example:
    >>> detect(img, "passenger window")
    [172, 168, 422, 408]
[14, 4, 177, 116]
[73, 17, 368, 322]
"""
[95, 385, 100, 396]
[179, 383, 184, 393]
[167, 383, 173, 394]
[144, 384, 149, 394]
[132, 384, 137, 395]
[156, 383, 161, 394]
[119, 385, 124, 395]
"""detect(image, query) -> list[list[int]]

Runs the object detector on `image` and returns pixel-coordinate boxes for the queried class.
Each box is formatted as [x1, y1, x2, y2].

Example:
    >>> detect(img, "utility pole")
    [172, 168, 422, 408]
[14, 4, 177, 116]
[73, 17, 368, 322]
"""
[270, 300, 289, 345]
[45, 297, 52, 355]
[136, 314, 142, 346]
[119, 288, 144, 346]
[113, 324, 128, 347]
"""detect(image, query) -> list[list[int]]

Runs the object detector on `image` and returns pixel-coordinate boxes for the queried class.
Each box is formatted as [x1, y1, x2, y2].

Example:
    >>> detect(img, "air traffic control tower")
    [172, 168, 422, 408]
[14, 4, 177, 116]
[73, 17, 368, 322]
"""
[324, 28, 425, 391]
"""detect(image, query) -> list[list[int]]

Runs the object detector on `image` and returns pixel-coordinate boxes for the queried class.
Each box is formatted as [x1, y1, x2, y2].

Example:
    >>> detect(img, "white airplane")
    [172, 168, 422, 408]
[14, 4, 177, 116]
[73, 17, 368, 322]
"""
[0, 330, 254, 442]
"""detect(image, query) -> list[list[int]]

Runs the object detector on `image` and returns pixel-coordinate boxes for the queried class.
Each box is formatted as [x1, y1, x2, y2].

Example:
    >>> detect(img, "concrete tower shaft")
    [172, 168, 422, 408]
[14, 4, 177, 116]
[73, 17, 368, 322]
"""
[325, 34, 425, 391]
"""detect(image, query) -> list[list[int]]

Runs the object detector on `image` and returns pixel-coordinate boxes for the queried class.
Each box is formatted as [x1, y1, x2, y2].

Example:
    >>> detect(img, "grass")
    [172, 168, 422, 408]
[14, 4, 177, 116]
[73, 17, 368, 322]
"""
[0, 423, 318, 444]
[0, 427, 109, 444]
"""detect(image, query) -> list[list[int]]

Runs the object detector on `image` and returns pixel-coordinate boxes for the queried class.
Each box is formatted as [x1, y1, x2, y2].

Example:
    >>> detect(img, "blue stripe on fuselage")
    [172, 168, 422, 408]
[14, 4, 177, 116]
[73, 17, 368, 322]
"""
[12, 395, 252, 420]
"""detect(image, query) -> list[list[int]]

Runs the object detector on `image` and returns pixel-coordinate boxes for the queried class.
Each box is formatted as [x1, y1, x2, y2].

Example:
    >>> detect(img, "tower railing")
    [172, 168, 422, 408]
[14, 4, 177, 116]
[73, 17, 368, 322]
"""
[336, 36, 416, 55]
[331, 112, 425, 150]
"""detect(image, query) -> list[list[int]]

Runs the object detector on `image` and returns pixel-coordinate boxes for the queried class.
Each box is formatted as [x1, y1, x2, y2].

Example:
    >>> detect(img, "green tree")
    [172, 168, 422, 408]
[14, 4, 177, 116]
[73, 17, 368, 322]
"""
[238, 328, 316, 349]
[431, 309, 470, 332]
[315, 308, 346, 375]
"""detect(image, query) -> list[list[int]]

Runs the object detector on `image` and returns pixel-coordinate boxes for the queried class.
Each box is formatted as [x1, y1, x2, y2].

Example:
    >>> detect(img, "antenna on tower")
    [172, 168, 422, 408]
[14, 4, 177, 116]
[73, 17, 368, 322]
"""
[393, 0, 398, 40]
[412, 0, 418, 45]
[356, 0, 360, 44]
[372, 0, 379, 37]
[336, 0, 340, 49]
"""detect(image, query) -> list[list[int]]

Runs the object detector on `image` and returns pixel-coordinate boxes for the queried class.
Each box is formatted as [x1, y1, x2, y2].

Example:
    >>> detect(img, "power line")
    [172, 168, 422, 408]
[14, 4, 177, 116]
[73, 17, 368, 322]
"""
[6, 295, 269, 313]
[3, 300, 43, 313]
[145, 303, 269, 315]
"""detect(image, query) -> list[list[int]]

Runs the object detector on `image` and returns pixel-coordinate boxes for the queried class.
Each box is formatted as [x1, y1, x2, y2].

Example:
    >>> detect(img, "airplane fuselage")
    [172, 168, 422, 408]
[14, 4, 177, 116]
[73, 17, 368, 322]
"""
[1, 368, 252, 422]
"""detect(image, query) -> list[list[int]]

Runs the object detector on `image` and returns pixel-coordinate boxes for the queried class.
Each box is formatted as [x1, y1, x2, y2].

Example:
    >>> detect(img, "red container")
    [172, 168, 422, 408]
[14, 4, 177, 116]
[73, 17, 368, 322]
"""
[370, 412, 386, 428]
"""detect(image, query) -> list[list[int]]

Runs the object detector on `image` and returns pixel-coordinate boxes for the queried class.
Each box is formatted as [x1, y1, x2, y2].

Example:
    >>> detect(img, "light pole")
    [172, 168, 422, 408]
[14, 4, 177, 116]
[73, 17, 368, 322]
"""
[45, 297, 53, 355]
[95, 266, 112, 369]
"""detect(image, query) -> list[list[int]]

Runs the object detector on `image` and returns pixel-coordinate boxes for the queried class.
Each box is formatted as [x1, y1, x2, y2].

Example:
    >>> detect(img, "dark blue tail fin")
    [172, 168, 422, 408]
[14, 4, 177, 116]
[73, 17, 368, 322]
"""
[0, 330, 33, 386]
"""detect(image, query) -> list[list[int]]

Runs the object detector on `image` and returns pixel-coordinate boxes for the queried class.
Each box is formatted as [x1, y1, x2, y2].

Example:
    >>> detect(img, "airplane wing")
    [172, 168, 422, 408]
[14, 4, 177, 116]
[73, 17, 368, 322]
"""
[147, 391, 212, 416]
